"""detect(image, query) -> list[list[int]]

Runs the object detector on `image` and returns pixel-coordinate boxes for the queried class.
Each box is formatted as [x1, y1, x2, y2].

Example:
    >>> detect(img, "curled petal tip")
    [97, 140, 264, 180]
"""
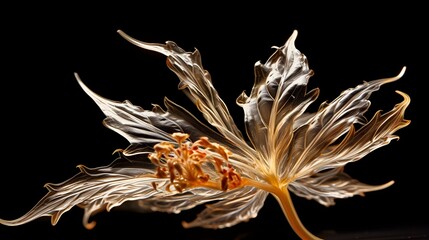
[376, 180, 395, 191]
[84, 221, 97, 230]
[286, 29, 298, 47]
[292, 29, 298, 37]
[398, 66, 406, 78]
[117, 29, 128, 39]
[116, 29, 171, 56]
[395, 90, 411, 102]
[181, 221, 191, 229]
[74, 72, 81, 81]
[382, 66, 407, 84]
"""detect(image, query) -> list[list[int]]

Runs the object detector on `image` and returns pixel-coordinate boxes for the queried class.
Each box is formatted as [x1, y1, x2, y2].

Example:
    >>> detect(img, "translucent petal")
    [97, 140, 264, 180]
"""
[316, 91, 410, 170]
[236, 30, 318, 171]
[286, 68, 410, 178]
[182, 186, 268, 229]
[117, 30, 244, 141]
[0, 156, 172, 229]
[126, 187, 260, 214]
[76, 74, 175, 146]
[289, 167, 394, 207]
[77, 74, 255, 163]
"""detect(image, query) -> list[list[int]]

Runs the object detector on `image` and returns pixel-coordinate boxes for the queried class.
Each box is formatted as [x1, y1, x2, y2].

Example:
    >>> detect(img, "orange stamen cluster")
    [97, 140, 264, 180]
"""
[148, 133, 242, 192]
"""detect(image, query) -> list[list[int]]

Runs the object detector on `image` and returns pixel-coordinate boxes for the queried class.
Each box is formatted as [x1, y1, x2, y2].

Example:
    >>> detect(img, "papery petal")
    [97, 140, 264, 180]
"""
[316, 91, 410, 170]
[117, 30, 244, 141]
[289, 167, 394, 207]
[77, 74, 232, 155]
[122, 189, 223, 214]
[0, 156, 173, 229]
[285, 67, 410, 178]
[237, 30, 318, 170]
[76, 74, 175, 147]
[182, 187, 268, 229]
[124, 187, 260, 215]
[77, 75, 258, 172]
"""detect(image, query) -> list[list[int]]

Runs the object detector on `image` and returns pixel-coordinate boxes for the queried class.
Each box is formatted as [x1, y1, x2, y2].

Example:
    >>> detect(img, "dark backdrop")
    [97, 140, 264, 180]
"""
[0, 3, 426, 240]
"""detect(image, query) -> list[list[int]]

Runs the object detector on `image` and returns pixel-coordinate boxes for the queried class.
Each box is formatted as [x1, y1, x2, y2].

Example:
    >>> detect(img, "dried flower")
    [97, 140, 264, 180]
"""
[0, 29, 410, 239]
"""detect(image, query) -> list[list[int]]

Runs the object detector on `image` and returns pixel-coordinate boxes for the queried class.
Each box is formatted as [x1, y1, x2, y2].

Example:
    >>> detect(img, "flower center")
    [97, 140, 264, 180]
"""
[148, 132, 242, 192]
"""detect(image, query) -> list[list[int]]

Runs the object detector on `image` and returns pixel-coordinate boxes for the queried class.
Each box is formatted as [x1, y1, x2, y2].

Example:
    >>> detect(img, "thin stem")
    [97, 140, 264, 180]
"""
[243, 178, 322, 240]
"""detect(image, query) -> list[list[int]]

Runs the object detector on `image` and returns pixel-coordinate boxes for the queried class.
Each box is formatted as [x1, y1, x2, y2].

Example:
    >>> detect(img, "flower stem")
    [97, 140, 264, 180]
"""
[243, 178, 322, 240]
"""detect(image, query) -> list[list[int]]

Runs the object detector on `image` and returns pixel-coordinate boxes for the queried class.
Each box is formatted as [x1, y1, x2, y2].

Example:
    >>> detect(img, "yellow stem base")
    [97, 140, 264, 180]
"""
[243, 178, 322, 240]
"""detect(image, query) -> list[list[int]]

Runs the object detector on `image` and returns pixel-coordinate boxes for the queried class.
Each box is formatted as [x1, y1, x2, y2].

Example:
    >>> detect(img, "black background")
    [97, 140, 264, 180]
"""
[0, 3, 426, 240]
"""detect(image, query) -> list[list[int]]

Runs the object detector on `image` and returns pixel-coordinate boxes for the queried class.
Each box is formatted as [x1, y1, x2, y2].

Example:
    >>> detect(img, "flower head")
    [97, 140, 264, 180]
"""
[0, 29, 410, 239]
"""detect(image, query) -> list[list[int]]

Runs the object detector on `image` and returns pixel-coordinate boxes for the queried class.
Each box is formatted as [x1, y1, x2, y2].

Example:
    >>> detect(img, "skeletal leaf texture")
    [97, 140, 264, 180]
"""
[1, 30, 410, 239]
